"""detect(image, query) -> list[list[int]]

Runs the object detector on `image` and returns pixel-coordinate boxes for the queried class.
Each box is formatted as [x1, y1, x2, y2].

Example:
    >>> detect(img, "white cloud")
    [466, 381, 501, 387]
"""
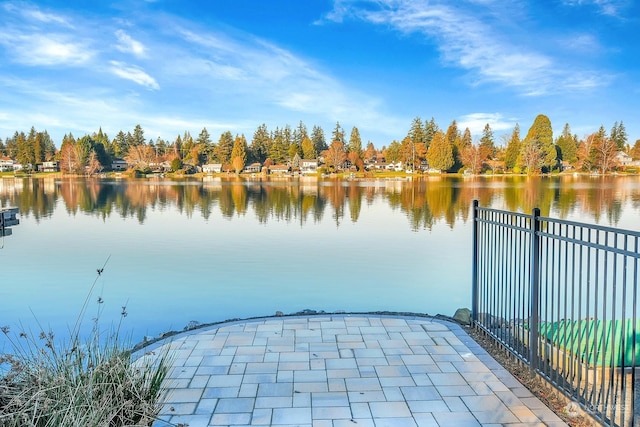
[109, 61, 159, 90]
[2, 2, 72, 27]
[458, 113, 515, 136]
[115, 30, 147, 57]
[322, 0, 606, 96]
[0, 33, 92, 66]
[561, 0, 626, 17]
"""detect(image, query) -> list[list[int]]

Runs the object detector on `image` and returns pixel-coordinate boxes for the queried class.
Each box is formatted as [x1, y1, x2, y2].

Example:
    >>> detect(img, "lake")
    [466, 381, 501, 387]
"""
[1, 174, 639, 350]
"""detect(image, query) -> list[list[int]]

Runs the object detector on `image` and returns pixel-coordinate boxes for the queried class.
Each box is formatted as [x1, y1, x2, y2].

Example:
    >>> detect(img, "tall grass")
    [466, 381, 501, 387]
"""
[0, 259, 171, 427]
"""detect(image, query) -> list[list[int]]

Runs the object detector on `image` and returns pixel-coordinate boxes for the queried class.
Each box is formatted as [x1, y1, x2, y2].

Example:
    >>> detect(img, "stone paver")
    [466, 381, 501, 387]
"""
[133, 315, 567, 426]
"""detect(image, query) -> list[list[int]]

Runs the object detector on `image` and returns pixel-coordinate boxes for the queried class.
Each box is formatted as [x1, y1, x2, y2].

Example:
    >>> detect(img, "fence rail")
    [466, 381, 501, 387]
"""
[472, 200, 639, 427]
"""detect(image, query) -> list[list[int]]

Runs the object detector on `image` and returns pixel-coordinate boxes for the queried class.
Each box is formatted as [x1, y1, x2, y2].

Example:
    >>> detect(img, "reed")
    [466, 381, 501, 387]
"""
[0, 259, 171, 427]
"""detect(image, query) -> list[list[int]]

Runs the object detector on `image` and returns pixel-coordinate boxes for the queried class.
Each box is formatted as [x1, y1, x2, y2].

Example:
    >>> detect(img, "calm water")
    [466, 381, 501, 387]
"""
[1, 175, 639, 350]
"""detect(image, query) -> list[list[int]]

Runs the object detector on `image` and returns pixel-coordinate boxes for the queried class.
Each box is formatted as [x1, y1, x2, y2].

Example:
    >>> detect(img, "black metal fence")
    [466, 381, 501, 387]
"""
[472, 200, 639, 427]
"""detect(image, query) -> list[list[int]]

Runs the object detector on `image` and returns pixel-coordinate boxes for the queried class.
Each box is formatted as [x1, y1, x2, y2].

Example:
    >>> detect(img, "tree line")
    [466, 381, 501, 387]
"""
[1, 115, 639, 174]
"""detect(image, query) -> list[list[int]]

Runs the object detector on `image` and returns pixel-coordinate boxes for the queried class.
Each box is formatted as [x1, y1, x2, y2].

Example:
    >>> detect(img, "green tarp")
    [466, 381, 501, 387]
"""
[538, 319, 640, 367]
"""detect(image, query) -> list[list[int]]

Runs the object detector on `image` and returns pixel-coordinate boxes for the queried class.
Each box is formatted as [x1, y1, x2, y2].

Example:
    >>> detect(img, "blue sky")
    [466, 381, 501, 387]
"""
[0, 0, 638, 149]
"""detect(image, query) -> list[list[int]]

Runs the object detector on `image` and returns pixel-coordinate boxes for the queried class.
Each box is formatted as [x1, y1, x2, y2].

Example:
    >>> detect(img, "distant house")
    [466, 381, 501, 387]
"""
[41, 161, 59, 172]
[269, 164, 290, 174]
[300, 159, 318, 174]
[0, 156, 14, 172]
[616, 151, 633, 167]
[243, 162, 262, 173]
[385, 162, 403, 171]
[150, 161, 171, 173]
[111, 158, 128, 171]
[202, 163, 223, 173]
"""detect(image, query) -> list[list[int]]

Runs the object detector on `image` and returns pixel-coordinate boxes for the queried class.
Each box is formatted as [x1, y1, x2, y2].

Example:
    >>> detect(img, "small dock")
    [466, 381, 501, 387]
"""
[0, 207, 19, 236]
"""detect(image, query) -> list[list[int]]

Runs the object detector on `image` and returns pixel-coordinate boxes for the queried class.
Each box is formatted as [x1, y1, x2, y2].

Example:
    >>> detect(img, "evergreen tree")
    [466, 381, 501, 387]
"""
[215, 131, 234, 164]
[16, 131, 33, 168]
[231, 134, 247, 173]
[42, 130, 56, 160]
[479, 123, 496, 159]
[348, 127, 363, 157]
[181, 131, 194, 160]
[424, 117, 438, 147]
[311, 125, 327, 153]
[610, 121, 627, 151]
[155, 137, 167, 157]
[301, 136, 316, 159]
[173, 134, 183, 158]
[269, 129, 288, 164]
[112, 131, 128, 157]
[524, 114, 556, 171]
[295, 121, 308, 147]
[444, 121, 461, 170]
[197, 127, 212, 146]
[461, 128, 472, 148]
[504, 124, 521, 170]
[331, 122, 345, 143]
[196, 127, 213, 164]
[445, 120, 459, 146]
[5, 133, 18, 158]
[132, 124, 145, 147]
[555, 123, 578, 165]
[629, 139, 640, 160]
[288, 140, 303, 161]
[250, 124, 271, 163]
[282, 125, 293, 157]
[426, 131, 454, 172]
[407, 117, 426, 147]
[384, 140, 402, 163]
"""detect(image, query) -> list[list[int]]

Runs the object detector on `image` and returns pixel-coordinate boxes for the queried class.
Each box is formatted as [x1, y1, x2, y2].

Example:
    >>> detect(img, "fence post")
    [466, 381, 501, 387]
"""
[529, 207, 541, 375]
[472, 200, 479, 324]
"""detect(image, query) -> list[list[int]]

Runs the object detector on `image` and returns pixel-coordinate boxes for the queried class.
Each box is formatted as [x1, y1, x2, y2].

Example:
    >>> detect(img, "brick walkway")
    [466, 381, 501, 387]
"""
[134, 315, 567, 426]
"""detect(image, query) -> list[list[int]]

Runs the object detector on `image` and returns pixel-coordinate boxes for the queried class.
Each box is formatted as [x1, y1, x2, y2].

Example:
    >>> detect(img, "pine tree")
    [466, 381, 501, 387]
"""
[348, 127, 363, 157]
[332, 122, 345, 143]
[555, 123, 578, 165]
[479, 123, 496, 159]
[269, 129, 288, 164]
[301, 136, 316, 159]
[132, 124, 145, 147]
[523, 114, 556, 171]
[215, 131, 234, 164]
[250, 124, 271, 163]
[610, 121, 627, 151]
[426, 131, 454, 172]
[408, 117, 425, 147]
[311, 125, 327, 153]
[504, 124, 521, 170]
[424, 117, 438, 147]
[231, 134, 247, 173]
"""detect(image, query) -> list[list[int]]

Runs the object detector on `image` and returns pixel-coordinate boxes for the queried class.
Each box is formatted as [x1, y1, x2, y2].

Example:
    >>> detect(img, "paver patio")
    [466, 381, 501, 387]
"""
[133, 315, 568, 427]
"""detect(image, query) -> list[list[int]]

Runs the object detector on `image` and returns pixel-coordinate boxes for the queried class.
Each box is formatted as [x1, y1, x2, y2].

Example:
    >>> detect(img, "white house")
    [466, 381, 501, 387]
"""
[111, 158, 128, 171]
[202, 163, 223, 173]
[269, 165, 290, 174]
[41, 161, 59, 172]
[0, 156, 14, 172]
[300, 159, 318, 174]
[615, 151, 633, 167]
[243, 162, 261, 173]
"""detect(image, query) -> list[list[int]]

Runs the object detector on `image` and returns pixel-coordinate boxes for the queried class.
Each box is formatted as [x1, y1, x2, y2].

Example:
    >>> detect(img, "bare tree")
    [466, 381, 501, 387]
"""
[460, 144, 486, 174]
[595, 136, 618, 174]
[125, 145, 155, 171]
[323, 140, 347, 171]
